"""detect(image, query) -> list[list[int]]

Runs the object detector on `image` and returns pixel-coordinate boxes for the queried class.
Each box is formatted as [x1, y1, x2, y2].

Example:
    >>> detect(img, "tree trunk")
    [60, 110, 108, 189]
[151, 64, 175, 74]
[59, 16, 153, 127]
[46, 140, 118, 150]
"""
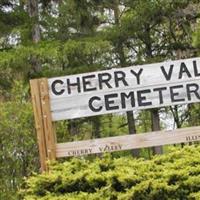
[127, 111, 140, 157]
[151, 109, 160, 131]
[151, 108, 163, 154]
[144, 24, 163, 155]
[170, 106, 182, 128]
[113, 0, 139, 157]
[68, 120, 79, 136]
[27, 0, 41, 73]
[27, 0, 41, 43]
[92, 116, 101, 138]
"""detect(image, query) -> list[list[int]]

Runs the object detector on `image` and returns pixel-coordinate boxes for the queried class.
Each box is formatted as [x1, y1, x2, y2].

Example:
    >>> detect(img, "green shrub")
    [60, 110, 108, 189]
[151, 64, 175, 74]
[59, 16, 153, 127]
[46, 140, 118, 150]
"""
[20, 145, 200, 200]
[0, 81, 39, 200]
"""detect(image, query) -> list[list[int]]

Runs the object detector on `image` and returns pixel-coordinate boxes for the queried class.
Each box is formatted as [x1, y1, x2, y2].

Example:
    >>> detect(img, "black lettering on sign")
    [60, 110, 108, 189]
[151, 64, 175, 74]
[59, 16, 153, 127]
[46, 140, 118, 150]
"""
[153, 87, 167, 104]
[121, 92, 135, 109]
[67, 77, 81, 94]
[105, 93, 119, 111]
[193, 60, 200, 77]
[51, 79, 65, 95]
[160, 65, 174, 81]
[130, 68, 143, 85]
[114, 71, 129, 88]
[98, 73, 112, 89]
[99, 144, 122, 152]
[170, 85, 185, 102]
[67, 148, 92, 156]
[82, 74, 97, 92]
[88, 96, 102, 112]
[137, 89, 152, 106]
[179, 62, 192, 79]
[186, 83, 200, 101]
[186, 135, 200, 142]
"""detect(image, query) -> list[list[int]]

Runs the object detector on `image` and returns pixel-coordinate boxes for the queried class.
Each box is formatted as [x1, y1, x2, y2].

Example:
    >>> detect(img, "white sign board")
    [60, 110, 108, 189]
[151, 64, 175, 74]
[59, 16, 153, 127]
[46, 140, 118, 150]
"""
[56, 126, 200, 158]
[48, 57, 200, 121]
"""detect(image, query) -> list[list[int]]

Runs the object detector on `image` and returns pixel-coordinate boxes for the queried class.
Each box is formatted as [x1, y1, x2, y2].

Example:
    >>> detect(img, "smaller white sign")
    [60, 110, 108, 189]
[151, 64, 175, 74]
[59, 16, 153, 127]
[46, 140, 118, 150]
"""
[56, 126, 200, 157]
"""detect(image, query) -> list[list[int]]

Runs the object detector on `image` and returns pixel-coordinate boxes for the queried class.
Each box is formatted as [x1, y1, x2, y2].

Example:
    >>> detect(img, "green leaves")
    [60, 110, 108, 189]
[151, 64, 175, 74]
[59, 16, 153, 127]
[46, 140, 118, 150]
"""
[62, 38, 112, 73]
[20, 145, 200, 200]
[193, 23, 200, 49]
[0, 81, 39, 200]
[0, 38, 111, 81]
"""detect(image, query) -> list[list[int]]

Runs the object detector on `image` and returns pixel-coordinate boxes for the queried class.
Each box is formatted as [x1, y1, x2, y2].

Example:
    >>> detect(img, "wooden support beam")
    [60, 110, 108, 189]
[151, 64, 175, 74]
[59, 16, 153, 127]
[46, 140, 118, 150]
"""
[56, 126, 200, 158]
[39, 78, 56, 160]
[30, 79, 47, 171]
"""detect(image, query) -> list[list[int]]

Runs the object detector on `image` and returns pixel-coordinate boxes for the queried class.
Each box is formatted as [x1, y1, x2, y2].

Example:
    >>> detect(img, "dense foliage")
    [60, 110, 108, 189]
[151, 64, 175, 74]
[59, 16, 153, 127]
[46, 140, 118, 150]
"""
[0, 81, 39, 200]
[20, 145, 200, 200]
[1, 0, 200, 199]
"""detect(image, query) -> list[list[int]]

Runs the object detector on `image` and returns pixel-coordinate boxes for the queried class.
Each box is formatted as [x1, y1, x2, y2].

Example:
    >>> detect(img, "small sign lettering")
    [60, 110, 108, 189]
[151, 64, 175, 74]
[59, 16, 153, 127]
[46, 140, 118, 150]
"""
[99, 144, 122, 152]
[186, 135, 200, 142]
[67, 148, 92, 156]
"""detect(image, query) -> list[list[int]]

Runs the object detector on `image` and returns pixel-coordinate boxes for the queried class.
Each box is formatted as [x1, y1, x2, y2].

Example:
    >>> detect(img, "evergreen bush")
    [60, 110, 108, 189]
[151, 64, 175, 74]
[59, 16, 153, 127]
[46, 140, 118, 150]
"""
[20, 145, 200, 200]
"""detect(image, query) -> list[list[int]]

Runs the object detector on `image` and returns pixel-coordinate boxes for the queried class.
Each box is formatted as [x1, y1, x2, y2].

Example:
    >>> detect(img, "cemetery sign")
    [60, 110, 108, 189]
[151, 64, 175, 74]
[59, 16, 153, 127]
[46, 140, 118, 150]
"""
[30, 57, 200, 171]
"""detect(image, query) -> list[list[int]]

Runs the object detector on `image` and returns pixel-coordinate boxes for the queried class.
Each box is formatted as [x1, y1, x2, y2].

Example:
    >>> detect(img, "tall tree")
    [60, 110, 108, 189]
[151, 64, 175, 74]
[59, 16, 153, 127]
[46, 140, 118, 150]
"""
[1, 2, 200, 198]
[27, 0, 41, 74]
[110, 0, 139, 157]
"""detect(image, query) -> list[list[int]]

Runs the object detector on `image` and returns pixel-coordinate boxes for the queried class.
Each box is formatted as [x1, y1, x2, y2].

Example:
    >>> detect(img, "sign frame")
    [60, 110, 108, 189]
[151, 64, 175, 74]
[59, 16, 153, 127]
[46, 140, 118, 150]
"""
[30, 58, 200, 171]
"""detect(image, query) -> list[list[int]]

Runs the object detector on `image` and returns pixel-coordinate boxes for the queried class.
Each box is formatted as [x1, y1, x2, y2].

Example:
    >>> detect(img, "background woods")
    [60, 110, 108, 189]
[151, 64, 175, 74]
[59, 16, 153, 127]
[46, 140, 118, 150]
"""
[1, 0, 200, 199]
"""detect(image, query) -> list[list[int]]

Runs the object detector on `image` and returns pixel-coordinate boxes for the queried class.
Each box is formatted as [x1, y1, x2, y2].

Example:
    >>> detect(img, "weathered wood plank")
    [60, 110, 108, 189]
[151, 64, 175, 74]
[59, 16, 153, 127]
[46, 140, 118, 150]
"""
[50, 79, 200, 121]
[56, 126, 200, 158]
[47, 57, 200, 121]
[30, 79, 47, 171]
[39, 78, 56, 160]
[48, 57, 200, 99]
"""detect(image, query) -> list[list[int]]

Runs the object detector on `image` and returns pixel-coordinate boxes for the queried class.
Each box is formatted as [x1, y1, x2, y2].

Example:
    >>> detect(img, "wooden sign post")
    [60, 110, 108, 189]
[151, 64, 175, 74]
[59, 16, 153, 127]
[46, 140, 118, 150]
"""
[30, 57, 200, 171]
[30, 79, 56, 171]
